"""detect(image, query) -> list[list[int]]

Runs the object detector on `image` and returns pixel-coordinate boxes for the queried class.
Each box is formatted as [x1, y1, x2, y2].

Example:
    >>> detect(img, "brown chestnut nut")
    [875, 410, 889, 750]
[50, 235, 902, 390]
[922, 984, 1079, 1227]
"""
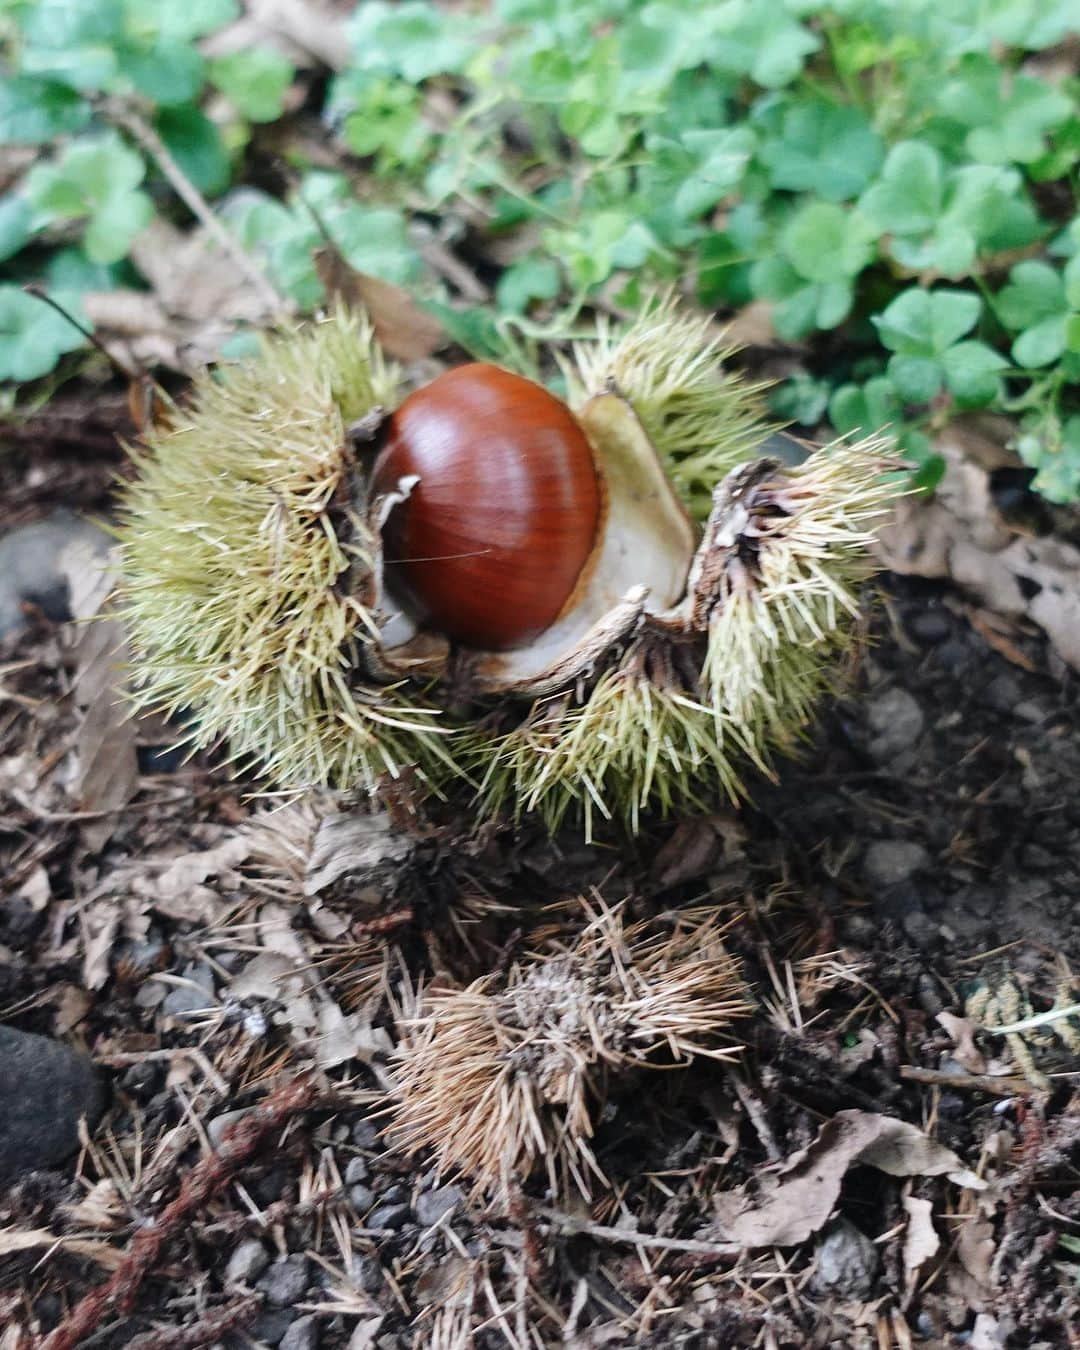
[371, 363, 603, 651]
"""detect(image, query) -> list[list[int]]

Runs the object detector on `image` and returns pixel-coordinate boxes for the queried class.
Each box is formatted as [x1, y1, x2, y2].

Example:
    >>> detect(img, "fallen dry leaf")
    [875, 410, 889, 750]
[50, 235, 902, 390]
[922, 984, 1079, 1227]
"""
[958, 1215, 997, 1289]
[314, 246, 447, 362]
[876, 426, 1080, 671]
[61, 540, 138, 848]
[902, 1193, 940, 1279]
[705, 1109, 983, 1249]
[304, 809, 415, 896]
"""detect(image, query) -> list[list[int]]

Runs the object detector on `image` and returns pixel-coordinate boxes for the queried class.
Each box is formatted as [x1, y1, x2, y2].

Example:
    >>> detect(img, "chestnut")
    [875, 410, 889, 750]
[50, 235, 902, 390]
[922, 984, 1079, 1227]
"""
[117, 300, 899, 833]
[371, 364, 603, 652]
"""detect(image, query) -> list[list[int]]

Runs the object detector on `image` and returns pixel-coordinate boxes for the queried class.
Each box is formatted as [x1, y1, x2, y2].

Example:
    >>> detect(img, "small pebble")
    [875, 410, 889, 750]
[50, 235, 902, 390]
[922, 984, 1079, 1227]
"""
[415, 1184, 463, 1227]
[160, 961, 216, 1018]
[351, 1119, 379, 1148]
[866, 687, 925, 763]
[225, 1238, 270, 1286]
[207, 1108, 251, 1149]
[280, 1315, 319, 1350]
[812, 1219, 879, 1299]
[367, 1201, 412, 1231]
[902, 910, 938, 949]
[356, 1255, 384, 1294]
[254, 1310, 296, 1346]
[258, 1255, 310, 1308]
[344, 1156, 369, 1185]
[0, 1026, 108, 1181]
[907, 607, 951, 644]
[863, 840, 931, 890]
[349, 1183, 376, 1212]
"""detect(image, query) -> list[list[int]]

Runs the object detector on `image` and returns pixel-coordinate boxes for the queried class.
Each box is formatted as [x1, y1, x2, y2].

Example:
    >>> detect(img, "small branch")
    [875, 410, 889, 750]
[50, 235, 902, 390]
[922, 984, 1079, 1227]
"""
[100, 99, 288, 317]
[123, 1294, 260, 1349]
[40, 1074, 319, 1350]
[538, 1206, 737, 1259]
[899, 1065, 1033, 1097]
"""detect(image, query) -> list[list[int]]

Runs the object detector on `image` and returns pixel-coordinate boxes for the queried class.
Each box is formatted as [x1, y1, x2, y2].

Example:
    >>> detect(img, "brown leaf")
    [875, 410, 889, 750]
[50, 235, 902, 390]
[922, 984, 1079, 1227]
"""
[902, 1193, 940, 1278]
[875, 428, 1080, 672]
[61, 540, 138, 845]
[304, 809, 415, 896]
[705, 1109, 983, 1250]
[314, 246, 447, 361]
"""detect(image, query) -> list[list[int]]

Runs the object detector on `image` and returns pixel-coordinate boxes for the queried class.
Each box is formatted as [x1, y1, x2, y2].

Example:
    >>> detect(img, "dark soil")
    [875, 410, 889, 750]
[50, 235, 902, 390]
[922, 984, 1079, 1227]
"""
[1, 392, 1079, 1349]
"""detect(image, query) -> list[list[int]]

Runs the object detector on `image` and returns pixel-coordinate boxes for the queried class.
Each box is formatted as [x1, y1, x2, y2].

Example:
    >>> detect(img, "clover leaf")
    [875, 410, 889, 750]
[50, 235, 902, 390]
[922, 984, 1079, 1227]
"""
[994, 259, 1080, 369]
[829, 376, 903, 438]
[25, 134, 154, 264]
[936, 55, 1072, 165]
[1016, 416, 1080, 504]
[859, 142, 1030, 277]
[705, 3, 820, 89]
[0, 76, 90, 144]
[757, 98, 884, 202]
[0, 286, 90, 382]
[642, 127, 754, 224]
[346, 1, 481, 82]
[873, 288, 1006, 405]
[210, 48, 295, 123]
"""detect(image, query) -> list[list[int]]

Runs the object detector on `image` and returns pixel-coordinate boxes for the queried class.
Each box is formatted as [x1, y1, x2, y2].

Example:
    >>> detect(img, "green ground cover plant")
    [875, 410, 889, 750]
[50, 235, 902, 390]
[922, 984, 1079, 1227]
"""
[1, 0, 1078, 497]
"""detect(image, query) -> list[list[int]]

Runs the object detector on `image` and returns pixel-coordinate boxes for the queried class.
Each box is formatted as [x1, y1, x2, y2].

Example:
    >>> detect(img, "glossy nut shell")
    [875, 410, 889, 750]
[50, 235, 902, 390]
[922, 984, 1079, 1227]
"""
[371, 363, 602, 651]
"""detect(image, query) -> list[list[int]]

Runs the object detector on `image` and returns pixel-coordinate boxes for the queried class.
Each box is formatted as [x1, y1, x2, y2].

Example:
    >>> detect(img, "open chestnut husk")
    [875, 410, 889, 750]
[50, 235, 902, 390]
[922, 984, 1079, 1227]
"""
[117, 298, 900, 833]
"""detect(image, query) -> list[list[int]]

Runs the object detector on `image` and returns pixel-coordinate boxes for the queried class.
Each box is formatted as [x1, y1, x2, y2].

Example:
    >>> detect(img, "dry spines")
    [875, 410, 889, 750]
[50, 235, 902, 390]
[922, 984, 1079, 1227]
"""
[388, 902, 753, 1203]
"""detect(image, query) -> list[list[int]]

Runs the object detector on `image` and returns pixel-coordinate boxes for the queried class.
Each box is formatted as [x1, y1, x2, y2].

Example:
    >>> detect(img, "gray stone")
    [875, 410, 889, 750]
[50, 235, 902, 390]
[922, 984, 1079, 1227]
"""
[351, 1119, 378, 1148]
[254, 1311, 296, 1345]
[415, 1184, 463, 1227]
[902, 909, 938, 949]
[863, 840, 930, 890]
[258, 1255, 309, 1308]
[344, 1156, 369, 1185]
[0, 1026, 108, 1182]
[356, 1255, 384, 1294]
[207, 1108, 252, 1149]
[280, 1315, 319, 1350]
[367, 1201, 411, 1231]
[0, 513, 110, 639]
[907, 608, 951, 644]
[225, 1237, 270, 1286]
[349, 1183, 375, 1212]
[812, 1219, 879, 1299]
[866, 687, 924, 763]
[161, 961, 216, 1018]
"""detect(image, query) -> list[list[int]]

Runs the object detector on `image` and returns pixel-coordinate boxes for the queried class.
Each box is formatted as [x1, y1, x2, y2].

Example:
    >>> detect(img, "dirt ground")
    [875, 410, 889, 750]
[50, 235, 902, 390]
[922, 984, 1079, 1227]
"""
[1, 385, 1079, 1349]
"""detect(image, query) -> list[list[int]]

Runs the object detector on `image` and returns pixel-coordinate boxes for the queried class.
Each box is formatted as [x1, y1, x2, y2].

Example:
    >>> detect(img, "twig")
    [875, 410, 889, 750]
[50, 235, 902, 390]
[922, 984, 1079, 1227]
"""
[538, 1206, 737, 1259]
[40, 1074, 319, 1350]
[123, 1294, 260, 1349]
[99, 99, 287, 316]
[899, 1065, 1032, 1097]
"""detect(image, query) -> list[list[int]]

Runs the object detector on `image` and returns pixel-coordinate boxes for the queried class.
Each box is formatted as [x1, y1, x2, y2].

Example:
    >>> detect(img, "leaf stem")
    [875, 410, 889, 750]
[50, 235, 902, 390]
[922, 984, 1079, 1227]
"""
[100, 98, 289, 317]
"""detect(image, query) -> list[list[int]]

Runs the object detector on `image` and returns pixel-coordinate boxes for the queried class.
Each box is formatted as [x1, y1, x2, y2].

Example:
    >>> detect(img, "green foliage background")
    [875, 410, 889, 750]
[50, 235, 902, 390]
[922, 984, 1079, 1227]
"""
[1, 0, 1078, 498]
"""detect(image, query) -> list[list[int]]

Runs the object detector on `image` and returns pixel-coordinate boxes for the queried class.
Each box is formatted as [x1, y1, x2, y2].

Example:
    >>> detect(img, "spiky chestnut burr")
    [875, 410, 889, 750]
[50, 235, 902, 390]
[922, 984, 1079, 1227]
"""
[116, 297, 901, 830]
[388, 901, 752, 1202]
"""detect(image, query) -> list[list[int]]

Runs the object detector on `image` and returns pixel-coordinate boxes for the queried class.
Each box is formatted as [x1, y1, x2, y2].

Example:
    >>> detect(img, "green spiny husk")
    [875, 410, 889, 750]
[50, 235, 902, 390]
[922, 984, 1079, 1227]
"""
[478, 439, 901, 836]
[117, 306, 463, 792]
[117, 302, 902, 832]
[562, 292, 770, 521]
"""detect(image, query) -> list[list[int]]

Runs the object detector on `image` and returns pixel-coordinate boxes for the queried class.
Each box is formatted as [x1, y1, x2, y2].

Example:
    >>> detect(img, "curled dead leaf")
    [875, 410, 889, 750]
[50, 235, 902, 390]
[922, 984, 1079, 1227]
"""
[704, 1108, 983, 1250]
